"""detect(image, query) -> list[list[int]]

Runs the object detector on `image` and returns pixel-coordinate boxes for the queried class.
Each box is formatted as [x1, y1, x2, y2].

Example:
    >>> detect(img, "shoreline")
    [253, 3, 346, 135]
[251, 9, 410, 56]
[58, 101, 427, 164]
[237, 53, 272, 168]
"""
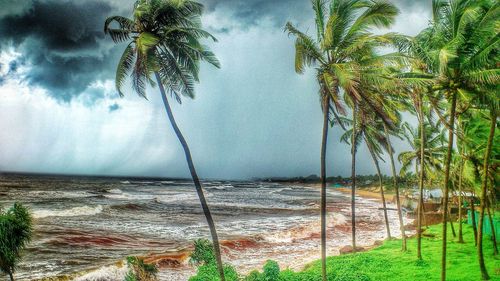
[47, 187, 409, 281]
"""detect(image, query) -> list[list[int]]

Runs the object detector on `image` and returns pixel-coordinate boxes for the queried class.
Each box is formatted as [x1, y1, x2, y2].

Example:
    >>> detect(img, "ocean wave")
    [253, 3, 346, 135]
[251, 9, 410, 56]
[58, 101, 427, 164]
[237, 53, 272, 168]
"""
[205, 185, 231, 190]
[261, 213, 348, 243]
[104, 191, 156, 201]
[33, 205, 104, 219]
[269, 187, 293, 194]
[74, 264, 127, 281]
[154, 193, 198, 204]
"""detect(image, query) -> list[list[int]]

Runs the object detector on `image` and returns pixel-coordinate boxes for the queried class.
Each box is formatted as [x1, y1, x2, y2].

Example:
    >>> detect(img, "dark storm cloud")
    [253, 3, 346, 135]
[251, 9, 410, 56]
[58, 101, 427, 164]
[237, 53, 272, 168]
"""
[0, 0, 120, 101]
[0, 0, 430, 101]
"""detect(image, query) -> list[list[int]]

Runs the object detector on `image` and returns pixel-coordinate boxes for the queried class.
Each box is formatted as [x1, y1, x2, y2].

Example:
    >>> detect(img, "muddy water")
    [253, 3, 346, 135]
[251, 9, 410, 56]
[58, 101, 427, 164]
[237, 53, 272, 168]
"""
[0, 174, 410, 280]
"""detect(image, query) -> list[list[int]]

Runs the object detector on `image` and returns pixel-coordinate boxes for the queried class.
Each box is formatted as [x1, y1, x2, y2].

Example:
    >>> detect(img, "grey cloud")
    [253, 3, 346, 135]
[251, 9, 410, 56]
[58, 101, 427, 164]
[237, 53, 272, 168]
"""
[0, 0, 32, 18]
[0, 0, 121, 101]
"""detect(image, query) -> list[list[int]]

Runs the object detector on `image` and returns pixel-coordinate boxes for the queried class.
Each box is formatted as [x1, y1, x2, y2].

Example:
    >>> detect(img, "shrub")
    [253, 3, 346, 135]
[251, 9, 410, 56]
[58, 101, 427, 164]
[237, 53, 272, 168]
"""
[189, 239, 216, 266]
[244, 260, 280, 281]
[188, 239, 239, 281]
[189, 263, 239, 281]
[262, 260, 280, 281]
[124, 256, 158, 281]
[0, 203, 33, 281]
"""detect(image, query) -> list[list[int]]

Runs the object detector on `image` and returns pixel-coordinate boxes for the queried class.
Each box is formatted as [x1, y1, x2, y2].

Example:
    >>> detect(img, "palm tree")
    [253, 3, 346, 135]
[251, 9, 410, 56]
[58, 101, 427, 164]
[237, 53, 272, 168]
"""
[461, 108, 499, 279]
[339, 106, 392, 239]
[286, 1, 399, 278]
[0, 203, 33, 281]
[455, 117, 466, 243]
[402, 1, 499, 278]
[383, 123, 407, 251]
[399, 119, 446, 259]
[104, 1, 226, 280]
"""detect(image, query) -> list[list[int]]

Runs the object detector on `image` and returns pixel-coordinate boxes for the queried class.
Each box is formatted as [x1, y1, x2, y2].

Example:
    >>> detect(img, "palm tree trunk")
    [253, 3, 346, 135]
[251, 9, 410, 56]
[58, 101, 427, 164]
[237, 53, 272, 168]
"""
[416, 157, 424, 260]
[154, 72, 226, 281]
[441, 91, 457, 281]
[457, 145, 465, 243]
[417, 92, 426, 260]
[384, 124, 407, 250]
[351, 104, 357, 251]
[487, 192, 498, 255]
[477, 110, 495, 280]
[449, 206, 456, 237]
[8, 271, 14, 281]
[320, 95, 330, 281]
[365, 137, 391, 239]
[471, 195, 478, 245]
[486, 201, 498, 255]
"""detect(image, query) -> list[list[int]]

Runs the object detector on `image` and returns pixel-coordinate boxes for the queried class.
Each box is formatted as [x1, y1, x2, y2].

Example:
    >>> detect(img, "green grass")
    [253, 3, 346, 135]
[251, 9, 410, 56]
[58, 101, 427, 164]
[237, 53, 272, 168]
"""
[285, 224, 500, 281]
[190, 224, 499, 281]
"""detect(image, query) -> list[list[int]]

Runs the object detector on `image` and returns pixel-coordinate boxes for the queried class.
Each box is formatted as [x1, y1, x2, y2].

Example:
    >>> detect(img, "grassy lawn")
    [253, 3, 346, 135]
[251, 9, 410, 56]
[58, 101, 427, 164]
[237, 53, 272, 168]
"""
[283, 224, 499, 281]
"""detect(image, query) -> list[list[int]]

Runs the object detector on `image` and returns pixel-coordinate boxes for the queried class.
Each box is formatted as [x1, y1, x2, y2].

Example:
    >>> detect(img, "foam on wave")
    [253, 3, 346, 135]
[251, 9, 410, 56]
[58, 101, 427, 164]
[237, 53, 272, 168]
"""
[33, 205, 104, 219]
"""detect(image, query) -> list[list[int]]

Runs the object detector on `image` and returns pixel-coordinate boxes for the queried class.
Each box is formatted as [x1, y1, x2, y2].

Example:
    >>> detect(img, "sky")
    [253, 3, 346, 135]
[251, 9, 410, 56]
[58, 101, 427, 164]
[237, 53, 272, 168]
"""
[0, 0, 432, 179]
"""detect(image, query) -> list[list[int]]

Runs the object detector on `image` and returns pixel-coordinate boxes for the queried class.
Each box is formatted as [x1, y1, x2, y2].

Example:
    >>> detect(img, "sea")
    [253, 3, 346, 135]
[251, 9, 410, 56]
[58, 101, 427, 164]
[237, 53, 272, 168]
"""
[0, 173, 408, 280]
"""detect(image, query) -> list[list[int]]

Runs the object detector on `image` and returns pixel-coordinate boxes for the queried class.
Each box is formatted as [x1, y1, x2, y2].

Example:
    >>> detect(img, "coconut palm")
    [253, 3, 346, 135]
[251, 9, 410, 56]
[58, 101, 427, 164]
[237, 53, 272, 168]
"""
[285, 1, 399, 278]
[339, 105, 392, 239]
[398, 121, 447, 182]
[399, 118, 447, 258]
[383, 122, 408, 251]
[460, 108, 499, 276]
[103, 1, 226, 279]
[0, 203, 33, 281]
[400, 1, 499, 278]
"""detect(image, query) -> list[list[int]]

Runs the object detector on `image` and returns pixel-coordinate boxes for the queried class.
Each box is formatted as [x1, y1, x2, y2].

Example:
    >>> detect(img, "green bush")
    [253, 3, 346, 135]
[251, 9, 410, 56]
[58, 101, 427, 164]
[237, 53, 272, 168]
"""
[189, 238, 216, 266]
[244, 260, 280, 281]
[189, 263, 239, 281]
[0, 203, 33, 281]
[188, 239, 239, 281]
[263, 260, 280, 280]
[124, 256, 158, 281]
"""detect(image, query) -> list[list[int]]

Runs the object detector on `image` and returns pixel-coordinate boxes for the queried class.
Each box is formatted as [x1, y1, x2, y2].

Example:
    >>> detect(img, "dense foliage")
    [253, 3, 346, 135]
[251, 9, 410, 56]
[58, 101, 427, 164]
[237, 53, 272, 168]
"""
[124, 256, 158, 281]
[0, 203, 33, 281]
[188, 239, 239, 281]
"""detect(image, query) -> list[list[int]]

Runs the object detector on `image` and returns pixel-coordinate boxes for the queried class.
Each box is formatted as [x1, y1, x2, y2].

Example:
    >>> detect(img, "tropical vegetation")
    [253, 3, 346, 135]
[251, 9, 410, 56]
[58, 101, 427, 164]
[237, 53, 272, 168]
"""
[189, 224, 498, 281]
[0, 203, 33, 281]
[283, 0, 498, 280]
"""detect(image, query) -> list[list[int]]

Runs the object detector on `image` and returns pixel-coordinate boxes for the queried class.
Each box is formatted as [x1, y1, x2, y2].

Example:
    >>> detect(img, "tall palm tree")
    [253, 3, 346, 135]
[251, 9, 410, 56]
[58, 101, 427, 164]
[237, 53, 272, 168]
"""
[399, 119, 447, 259]
[286, 1, 399, 278]
[339, 106, 392, 239]
[0, 203, 33, 281]
[383, 123, 407, 250]
[104, 1, 226, 280]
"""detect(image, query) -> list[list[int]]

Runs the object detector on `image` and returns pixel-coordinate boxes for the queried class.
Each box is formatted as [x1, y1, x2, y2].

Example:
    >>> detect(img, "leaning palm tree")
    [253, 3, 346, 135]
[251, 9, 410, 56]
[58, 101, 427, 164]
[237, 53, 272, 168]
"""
[338, 105, 392, 239]
[0, 203, 33, 281]
[104, 1, 226, 280]
[285, 1, 399, 279]
[399, 119, 447, 259]
[383, 122, 408, 250]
